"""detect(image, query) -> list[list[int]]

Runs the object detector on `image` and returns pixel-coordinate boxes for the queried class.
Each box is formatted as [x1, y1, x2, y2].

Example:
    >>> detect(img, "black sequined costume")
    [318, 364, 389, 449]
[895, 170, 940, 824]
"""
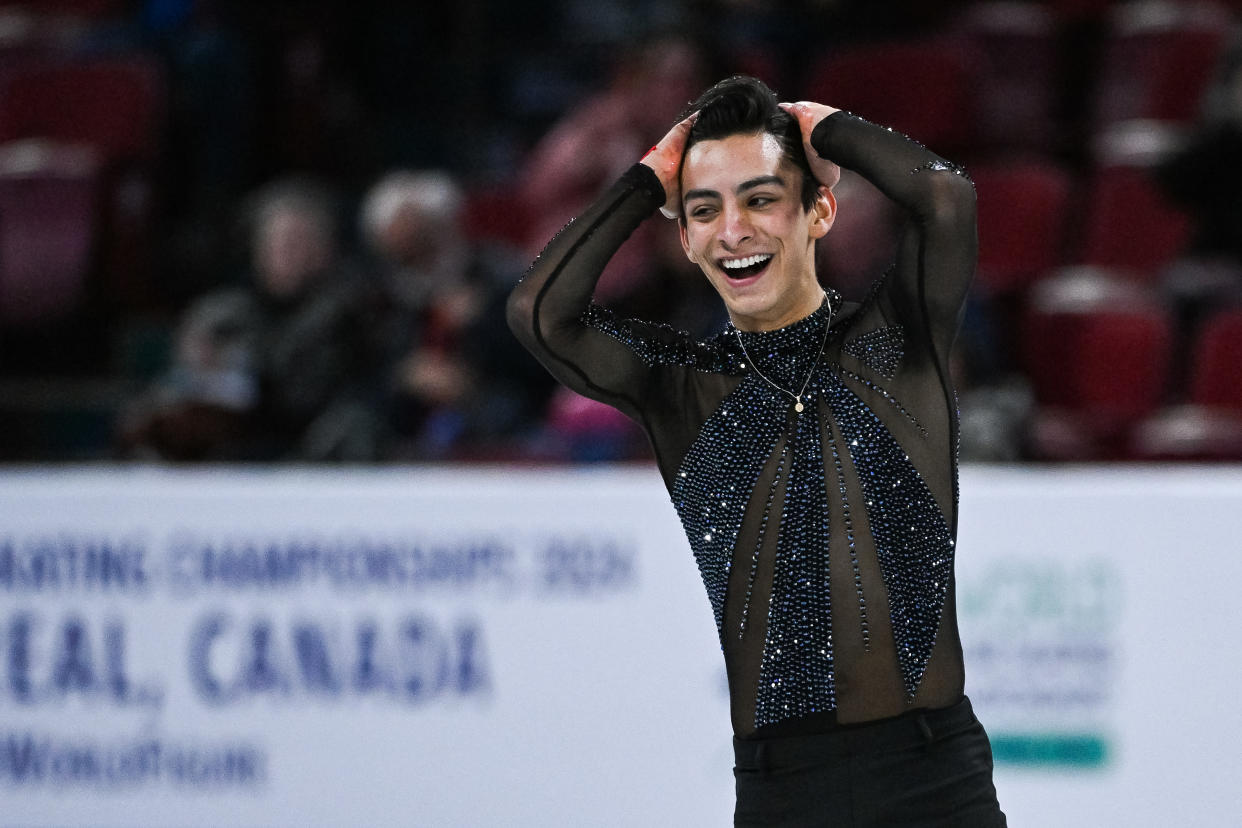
[508, 112, 976, 739]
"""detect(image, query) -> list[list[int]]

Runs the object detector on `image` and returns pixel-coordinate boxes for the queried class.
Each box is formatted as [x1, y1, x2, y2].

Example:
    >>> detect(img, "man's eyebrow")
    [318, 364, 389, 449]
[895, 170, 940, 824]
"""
[683, 175, 788, 204]
[682, 187, 720, 203]
[737, 174, 786, 192]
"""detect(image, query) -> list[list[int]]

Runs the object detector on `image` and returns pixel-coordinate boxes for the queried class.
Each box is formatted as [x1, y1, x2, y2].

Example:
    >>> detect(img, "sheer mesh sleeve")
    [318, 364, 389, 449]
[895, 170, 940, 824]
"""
[811, 111, 977, 363]
[506, 163, 670, 421]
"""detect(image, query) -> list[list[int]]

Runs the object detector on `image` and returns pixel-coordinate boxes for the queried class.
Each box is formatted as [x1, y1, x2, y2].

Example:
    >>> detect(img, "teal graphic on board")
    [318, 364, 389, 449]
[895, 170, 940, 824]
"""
[959, 558, 1121, 769]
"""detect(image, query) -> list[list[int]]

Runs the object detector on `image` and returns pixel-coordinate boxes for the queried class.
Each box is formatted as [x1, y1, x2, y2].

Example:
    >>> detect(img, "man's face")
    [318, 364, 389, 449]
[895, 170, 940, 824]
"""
[679, 131, 834, 331]
[256, 208, 333, 299]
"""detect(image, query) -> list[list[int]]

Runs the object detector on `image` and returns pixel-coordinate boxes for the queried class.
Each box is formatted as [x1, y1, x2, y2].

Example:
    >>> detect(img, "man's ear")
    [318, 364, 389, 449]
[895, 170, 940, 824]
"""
[808, 185, 837, 240]
[679, 219, 696, 263]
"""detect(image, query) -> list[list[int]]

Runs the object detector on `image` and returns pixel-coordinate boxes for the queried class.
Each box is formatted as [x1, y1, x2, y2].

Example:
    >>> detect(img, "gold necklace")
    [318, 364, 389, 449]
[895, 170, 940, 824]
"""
[733, 292, 834, 414]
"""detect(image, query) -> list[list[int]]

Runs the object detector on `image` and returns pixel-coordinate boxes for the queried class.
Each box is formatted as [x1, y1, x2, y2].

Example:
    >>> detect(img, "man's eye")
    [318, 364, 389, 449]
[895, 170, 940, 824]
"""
[691, 206, 716, 219]
[750, 196, 774, 207]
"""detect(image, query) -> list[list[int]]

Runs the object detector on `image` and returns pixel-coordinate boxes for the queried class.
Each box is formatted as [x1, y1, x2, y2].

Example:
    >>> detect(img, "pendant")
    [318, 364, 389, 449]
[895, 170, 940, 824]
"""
[794, 399, 804, 413]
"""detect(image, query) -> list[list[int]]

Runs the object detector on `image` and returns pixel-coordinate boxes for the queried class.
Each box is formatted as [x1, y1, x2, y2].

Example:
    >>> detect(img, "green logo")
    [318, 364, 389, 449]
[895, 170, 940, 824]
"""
[961, 559, 1121, 769]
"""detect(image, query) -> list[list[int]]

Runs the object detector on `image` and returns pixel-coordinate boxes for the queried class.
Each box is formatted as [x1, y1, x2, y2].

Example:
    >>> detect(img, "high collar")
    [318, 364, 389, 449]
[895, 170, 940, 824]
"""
[729, 288, 842, 353]
[727, 288, 843, 390]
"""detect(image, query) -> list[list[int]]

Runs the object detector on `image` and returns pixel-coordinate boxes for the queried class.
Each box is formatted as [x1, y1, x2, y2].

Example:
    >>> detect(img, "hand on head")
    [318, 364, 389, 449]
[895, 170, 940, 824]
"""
[640, 111, 698, 219]
[779, 101, 842, 191]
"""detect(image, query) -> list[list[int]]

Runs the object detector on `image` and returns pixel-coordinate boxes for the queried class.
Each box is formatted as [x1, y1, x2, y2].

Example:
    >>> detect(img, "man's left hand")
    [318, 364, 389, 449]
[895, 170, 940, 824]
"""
[780, 101, 842, 190]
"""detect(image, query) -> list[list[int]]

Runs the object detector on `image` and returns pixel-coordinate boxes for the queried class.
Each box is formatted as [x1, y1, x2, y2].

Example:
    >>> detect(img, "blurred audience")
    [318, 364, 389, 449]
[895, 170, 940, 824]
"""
[119, 177, 377, 460]
[0, 1, 1237, 463]
[359, 170, 553, 460]
[517, 32, 705, 229]
[516, 33, 707, 306]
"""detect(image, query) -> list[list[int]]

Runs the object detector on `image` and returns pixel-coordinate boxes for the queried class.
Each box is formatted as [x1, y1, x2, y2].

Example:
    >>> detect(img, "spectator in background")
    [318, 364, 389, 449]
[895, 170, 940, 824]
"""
[359, 170, 552, 460]
[119, 177, 377, 460]
[518, 33, 705, 224]
[611, 213, 731, 339]
[535, 210, 713, 464]
[516, 33, 707, 307]
[510, 34, 722, 462]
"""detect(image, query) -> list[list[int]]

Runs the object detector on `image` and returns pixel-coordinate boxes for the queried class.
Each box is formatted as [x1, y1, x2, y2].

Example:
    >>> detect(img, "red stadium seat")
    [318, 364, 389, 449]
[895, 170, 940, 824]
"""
[1022, 270, 1173, 417]
[0, 0, 125, 15]
[803, 39, 976, 153]
[1020, 269, 1174, 458]
[0, 140, 101, 326]
[954, 3, 1058, 152]
[0, 54, 165, 164]
[1077, 131, 1193, 279]
[1129, 405, 1242, 461]
[1025, 407, 1109, 461]
[971, 159, 1074, 295]
[1090, 1, 1232, 129]
[1189, 307, 1242, 411]
[0, 54, 168, 309]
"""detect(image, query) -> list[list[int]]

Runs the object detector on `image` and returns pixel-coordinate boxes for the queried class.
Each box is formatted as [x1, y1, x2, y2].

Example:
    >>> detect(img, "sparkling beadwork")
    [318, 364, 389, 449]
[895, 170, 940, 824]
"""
[911, 158, 973, 180]
[739, 441, 789, 638]
[580, 303, 740, 371]
[517, 146, 971, 738]
[824, 418, 871, 650]
[596, 278, 955, 727]
[672, 304, 839, 728]
[842, 325, 905, 379]
[833, 363, 928, 437]
[822, 373, 953, 700]
[753, 404, 835, 725]
[673, 367, 787, 644]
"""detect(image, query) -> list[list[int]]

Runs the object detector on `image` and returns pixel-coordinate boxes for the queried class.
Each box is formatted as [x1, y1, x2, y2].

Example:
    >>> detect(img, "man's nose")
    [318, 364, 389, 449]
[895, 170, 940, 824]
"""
[720, 206, 753, 249]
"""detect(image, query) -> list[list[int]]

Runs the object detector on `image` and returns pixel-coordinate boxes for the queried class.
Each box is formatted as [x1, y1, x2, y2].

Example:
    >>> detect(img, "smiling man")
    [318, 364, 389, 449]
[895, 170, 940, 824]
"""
[508, 76, 1005, 826]
[677, 125, 835, 333]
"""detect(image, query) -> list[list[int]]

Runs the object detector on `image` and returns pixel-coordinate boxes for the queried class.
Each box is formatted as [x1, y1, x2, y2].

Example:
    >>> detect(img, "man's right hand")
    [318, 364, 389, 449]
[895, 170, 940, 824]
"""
[640, 112, 697, 219]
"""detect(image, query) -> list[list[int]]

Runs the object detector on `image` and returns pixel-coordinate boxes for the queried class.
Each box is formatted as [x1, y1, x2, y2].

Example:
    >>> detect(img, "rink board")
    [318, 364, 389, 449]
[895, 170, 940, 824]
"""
[0, 465, 1239, 827]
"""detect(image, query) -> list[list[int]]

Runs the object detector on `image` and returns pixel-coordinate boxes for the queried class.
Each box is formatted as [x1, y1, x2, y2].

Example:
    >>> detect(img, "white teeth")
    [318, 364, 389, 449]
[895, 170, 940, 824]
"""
[721, 254, 772, 270]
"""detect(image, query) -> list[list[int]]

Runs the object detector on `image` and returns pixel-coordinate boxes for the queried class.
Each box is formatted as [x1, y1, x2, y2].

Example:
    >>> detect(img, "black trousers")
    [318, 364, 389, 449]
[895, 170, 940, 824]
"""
[732, 696, 1007, 827]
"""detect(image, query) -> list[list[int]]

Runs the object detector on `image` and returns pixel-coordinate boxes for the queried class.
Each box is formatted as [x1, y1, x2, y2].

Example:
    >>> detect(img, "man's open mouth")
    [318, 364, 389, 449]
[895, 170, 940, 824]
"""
[720, 254, 773, 280]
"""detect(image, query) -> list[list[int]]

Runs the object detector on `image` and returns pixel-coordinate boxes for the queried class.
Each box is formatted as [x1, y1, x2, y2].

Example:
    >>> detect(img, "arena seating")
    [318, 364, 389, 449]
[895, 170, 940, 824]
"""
[0, 140, 99, 326]
[971, 160, 1074, 296]
[1020, 269, 1174, 458]
[804, 39, 976, 154]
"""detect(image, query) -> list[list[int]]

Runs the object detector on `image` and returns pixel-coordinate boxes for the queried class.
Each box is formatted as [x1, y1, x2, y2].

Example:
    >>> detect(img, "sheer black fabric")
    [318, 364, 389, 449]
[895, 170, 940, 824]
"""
[507, 112, 977, 739]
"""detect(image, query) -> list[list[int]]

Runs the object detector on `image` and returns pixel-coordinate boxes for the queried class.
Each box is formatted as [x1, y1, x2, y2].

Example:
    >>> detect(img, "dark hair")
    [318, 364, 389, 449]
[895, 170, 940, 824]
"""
[678, 75, 819, 213]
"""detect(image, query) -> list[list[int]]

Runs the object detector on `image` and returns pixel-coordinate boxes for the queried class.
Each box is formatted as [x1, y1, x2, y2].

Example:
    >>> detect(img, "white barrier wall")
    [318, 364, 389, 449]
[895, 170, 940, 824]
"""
[1, 465, 1240, 827]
